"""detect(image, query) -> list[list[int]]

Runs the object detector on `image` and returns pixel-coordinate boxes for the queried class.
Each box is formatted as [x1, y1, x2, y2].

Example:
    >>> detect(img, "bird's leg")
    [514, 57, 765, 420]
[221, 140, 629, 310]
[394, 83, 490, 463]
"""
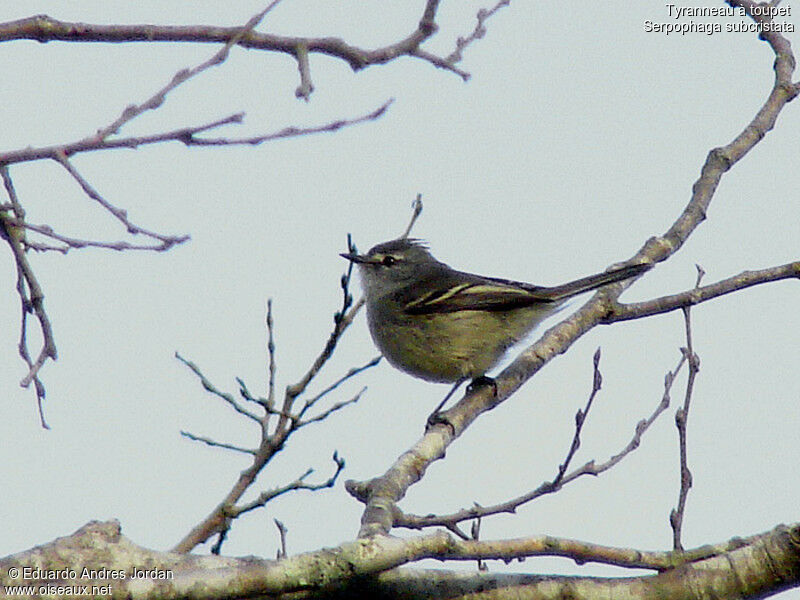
[425, 376, 499, 431]
[425, 378, 466, 430]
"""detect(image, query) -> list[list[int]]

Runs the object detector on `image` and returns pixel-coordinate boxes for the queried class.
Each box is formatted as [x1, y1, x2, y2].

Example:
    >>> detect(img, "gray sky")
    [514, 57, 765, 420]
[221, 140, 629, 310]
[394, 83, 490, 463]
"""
[1, 1, 798, 594]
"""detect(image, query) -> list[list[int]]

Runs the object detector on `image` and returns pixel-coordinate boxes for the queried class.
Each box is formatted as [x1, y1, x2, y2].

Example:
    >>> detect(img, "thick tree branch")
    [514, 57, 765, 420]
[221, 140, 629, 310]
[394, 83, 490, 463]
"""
[2, 520, 798, 599]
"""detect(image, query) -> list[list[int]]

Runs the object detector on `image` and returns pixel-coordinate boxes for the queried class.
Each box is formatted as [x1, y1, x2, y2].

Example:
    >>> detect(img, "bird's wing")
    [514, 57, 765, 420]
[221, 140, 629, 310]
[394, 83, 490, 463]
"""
[402, 263, 651, 315]
[403, 274, 554, 315]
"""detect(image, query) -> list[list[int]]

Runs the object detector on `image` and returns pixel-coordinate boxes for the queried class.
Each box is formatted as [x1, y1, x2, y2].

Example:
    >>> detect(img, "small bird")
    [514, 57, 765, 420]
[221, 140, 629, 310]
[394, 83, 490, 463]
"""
[341, 238, 649, 411]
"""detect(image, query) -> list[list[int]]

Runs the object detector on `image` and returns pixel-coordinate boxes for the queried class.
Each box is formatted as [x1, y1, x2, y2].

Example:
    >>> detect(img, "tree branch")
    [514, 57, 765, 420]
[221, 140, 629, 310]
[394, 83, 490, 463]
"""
[0, 167, 55, 427]
[2, 520, 798, 599]
[0, 102, 393, 166]
[606, 261, 799, 323]
[669, 267, 704, 551]
[0, 2, 449, 76]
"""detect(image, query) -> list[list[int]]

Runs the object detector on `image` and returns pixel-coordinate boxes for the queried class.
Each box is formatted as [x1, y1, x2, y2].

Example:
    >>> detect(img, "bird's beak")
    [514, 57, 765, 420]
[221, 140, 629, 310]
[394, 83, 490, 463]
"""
[340, 252, 367, 264]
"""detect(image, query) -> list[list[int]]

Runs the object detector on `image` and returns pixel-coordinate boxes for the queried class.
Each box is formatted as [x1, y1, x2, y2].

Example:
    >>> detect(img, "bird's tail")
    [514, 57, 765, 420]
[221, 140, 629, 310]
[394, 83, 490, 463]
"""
[536, 262, 651, 300]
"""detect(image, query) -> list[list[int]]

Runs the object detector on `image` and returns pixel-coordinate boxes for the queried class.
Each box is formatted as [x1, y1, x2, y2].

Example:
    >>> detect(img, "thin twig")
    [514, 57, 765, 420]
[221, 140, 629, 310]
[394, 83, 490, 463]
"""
[1, 167, 55, 427]
[274, 519, 288, 559]
[0, 94, 392, 168]
[185, 100, 393, 147]
[64, 152, 186, 246]
[296, 387, 366, 428]
[179, 431, 257, 456]
[670, 266, 704, 551]
[266, 299, 277, 408]
[232, 452, 345, 517]
[445, 0, 510, 64]
[176, 352, 261, 423]
[281, 233, 362, 415]
[298, 357, 380, 418]
[210, 524, 230, 556]
[14, 220, 183, 252]
[553, 347, 603, 487]
[401, 194, 424, 239]
[236, 378, 268, 408]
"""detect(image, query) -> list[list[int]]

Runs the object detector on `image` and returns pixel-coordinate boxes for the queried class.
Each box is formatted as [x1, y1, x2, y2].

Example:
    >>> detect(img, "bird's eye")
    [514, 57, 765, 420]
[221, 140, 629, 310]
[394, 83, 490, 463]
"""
[381, 255, 396, 267]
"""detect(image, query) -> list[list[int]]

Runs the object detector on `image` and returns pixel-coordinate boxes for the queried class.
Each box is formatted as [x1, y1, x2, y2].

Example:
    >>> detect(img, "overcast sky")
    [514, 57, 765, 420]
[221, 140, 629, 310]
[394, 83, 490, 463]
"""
[1, 2, 798, 595]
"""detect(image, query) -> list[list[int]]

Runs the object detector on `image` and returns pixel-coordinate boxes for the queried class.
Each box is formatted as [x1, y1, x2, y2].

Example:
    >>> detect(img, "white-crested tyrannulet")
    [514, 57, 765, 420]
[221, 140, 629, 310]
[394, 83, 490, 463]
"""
[341, 238, 650, 405]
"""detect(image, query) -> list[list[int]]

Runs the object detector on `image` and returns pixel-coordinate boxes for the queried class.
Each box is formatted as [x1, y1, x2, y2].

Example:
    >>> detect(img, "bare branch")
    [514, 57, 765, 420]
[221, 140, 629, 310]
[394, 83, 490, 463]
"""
[179, 431, 257, 456]
[187, 100, 394, 147]
[175, 352, 261, 423]
[232, 452, 345, 517]
[296, 387, 367, 428]
[445, 0, 510, 65]
[53, 152, 189, 250]
[274, 519, 288, 559]
[409, 48, 471, 80]
[13, 220, 183, 253]
[6, 520, 799, 598]
[281, 234, 363, 413]
[174, 272, 366, 553]
[400, 194, 424, 239]
[0, 103, 393, 166]
[1, 167, 55, 427]
[553, 347, 603, 487]
[210, 526, 230, 556]
[265, 299, 277, 409]
[0, 1, 455, 80]
[606, 261, 799, 323]
[422, 531, 728, 572]
[670, 267, 704, 551]
[297, 357, 380, 419]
